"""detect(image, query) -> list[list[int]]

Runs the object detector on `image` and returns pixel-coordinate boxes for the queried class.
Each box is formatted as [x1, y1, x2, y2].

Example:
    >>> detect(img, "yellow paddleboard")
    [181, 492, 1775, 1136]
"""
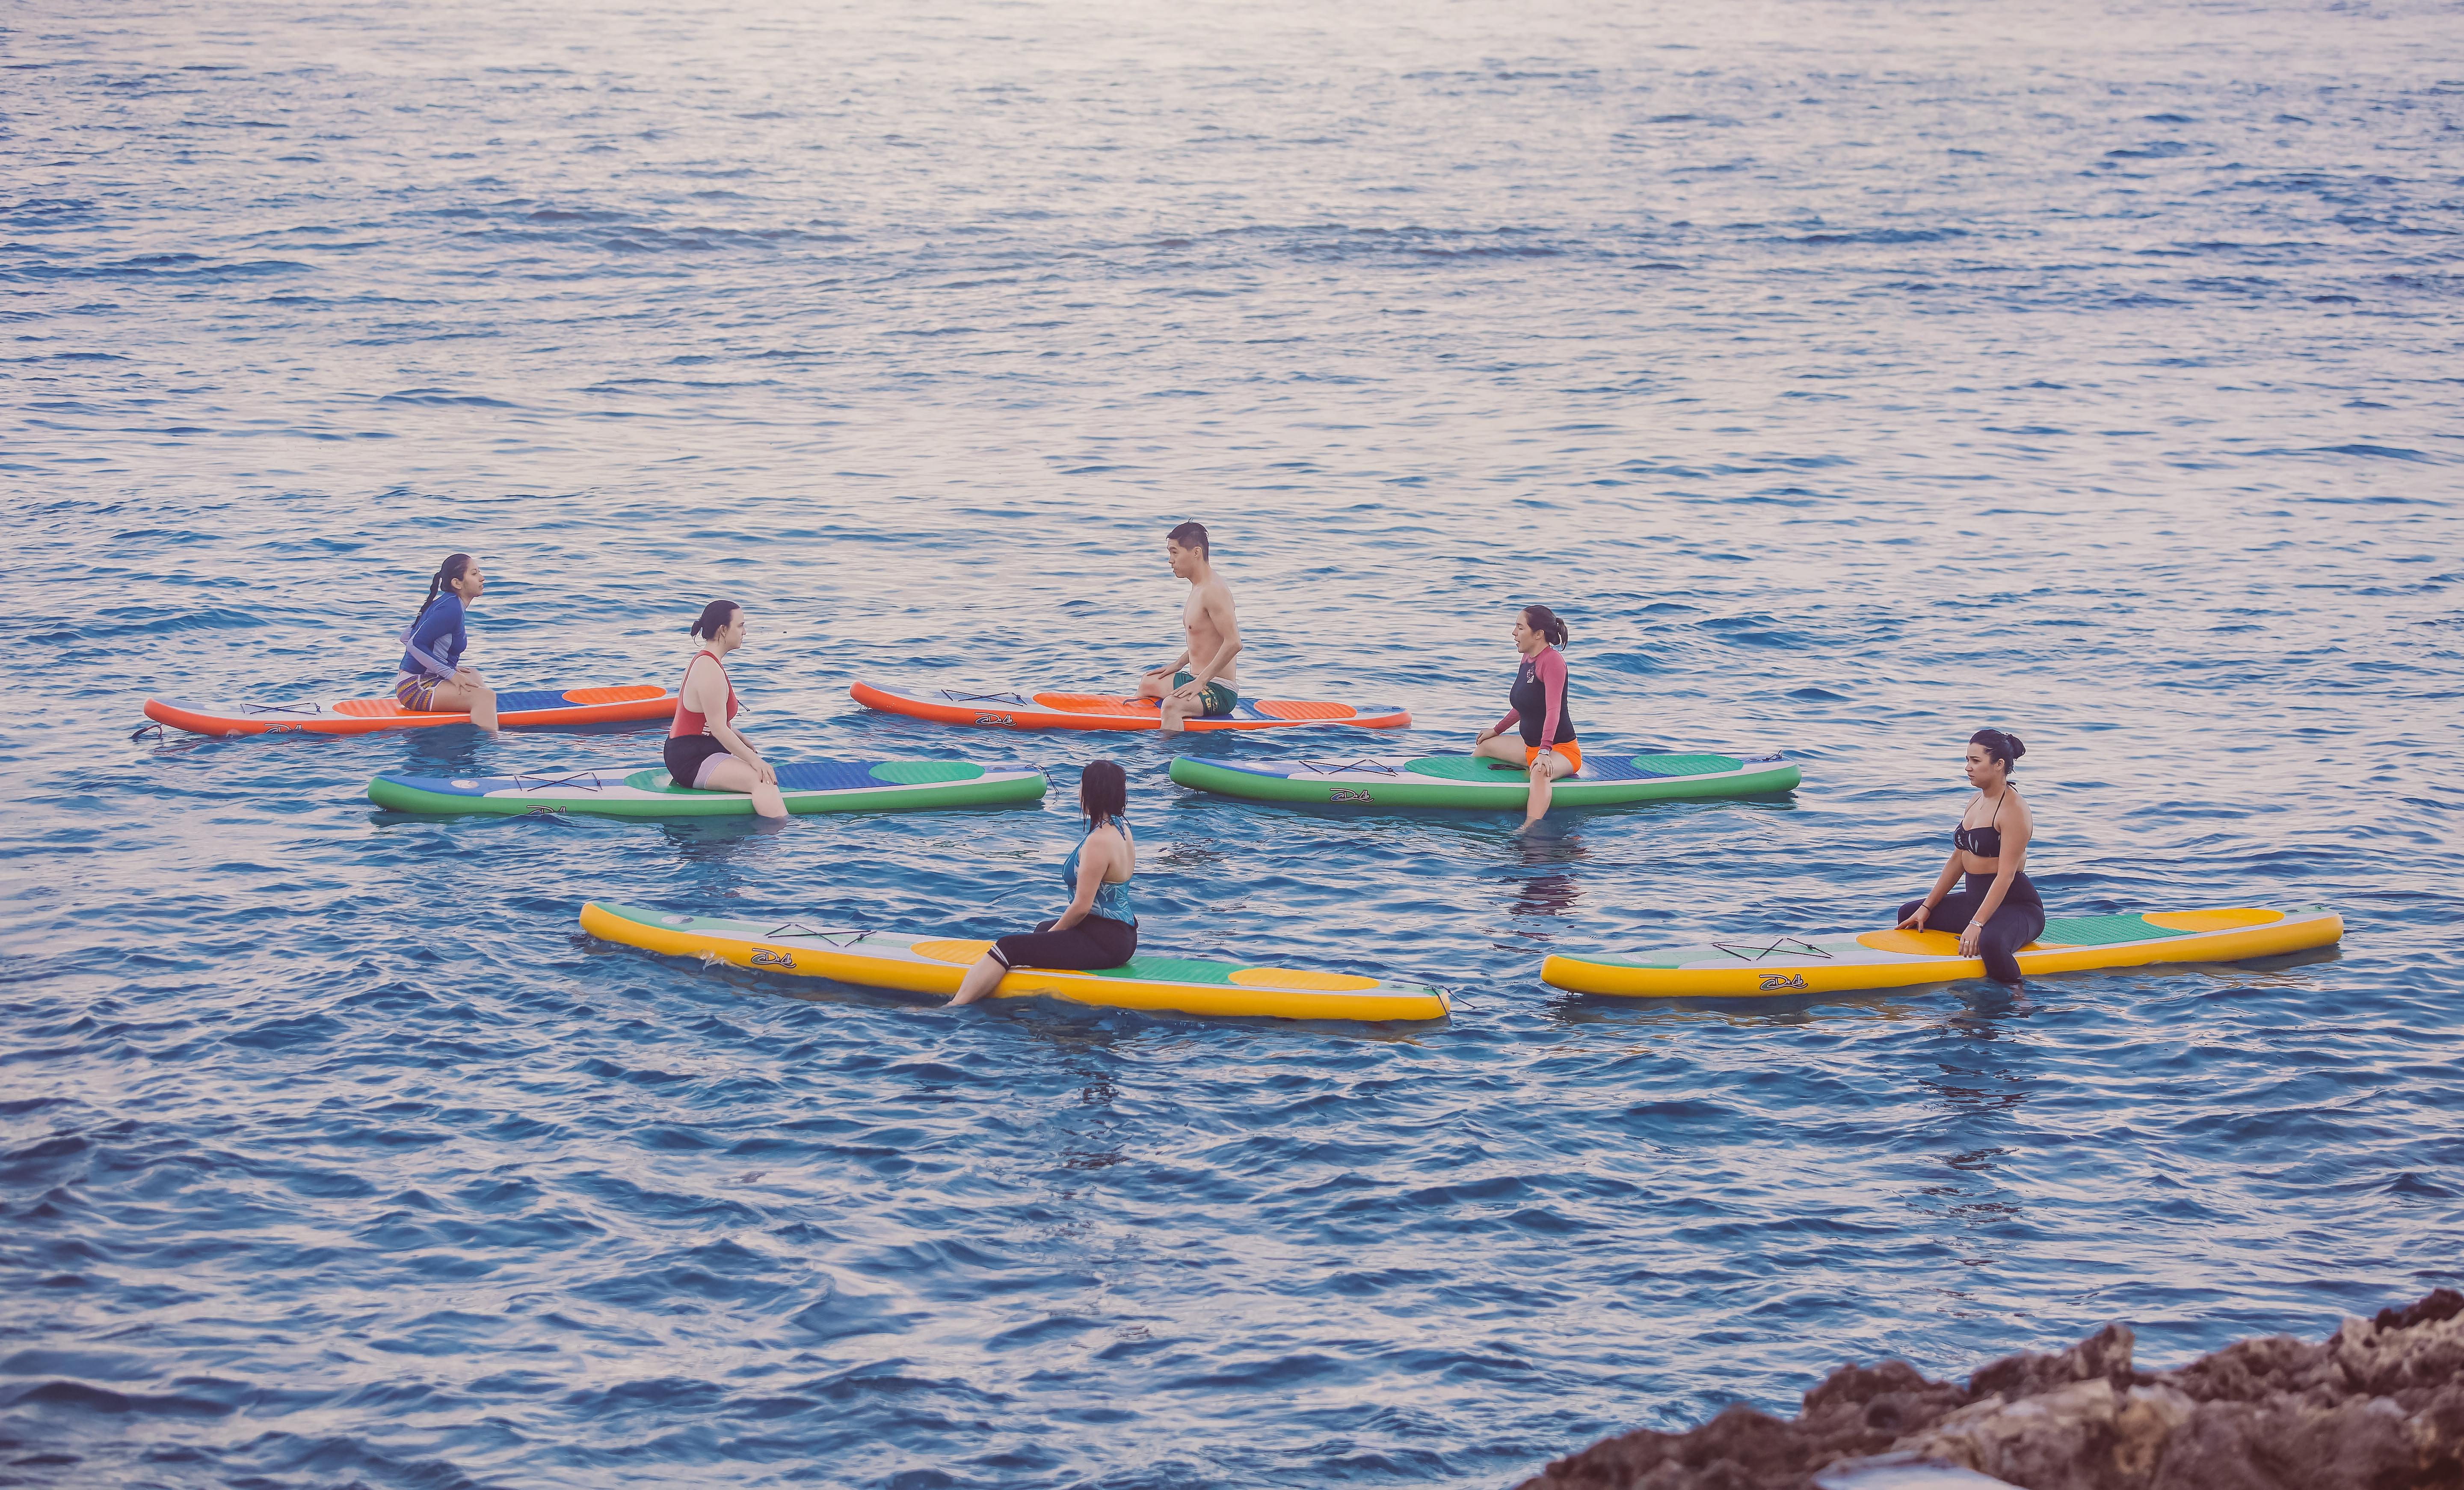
[582, 901, 1451, 1022]
[1543, 905, 2343, 998]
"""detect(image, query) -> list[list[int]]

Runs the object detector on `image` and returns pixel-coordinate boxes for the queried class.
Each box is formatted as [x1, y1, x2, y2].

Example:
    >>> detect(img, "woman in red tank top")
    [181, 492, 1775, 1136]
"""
[664, 601, 785, 818]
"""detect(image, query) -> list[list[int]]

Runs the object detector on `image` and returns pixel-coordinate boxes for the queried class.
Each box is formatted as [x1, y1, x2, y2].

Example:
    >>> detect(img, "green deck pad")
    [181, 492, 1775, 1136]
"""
[1087, 956, 1242, 985]
[2038, 913, 2192, 947]
[1631, 753, 1746, 776]
[1403, 756, 1536, 782]
[624, 768, 684, 793]
[869, 760, 986, 785]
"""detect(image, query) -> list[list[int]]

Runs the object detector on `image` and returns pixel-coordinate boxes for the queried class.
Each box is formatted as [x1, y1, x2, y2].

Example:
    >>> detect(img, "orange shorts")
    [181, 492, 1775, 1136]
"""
[1525, 741, 1581, 775]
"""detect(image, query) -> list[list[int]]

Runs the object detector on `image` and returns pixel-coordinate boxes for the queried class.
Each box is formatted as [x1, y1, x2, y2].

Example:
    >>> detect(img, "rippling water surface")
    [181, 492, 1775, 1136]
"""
[5, 0, 2462, 1484]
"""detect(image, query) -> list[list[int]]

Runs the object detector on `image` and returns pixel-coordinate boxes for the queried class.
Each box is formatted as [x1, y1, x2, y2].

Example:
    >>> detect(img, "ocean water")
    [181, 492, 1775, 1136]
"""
[4, 0, 2461, 1484]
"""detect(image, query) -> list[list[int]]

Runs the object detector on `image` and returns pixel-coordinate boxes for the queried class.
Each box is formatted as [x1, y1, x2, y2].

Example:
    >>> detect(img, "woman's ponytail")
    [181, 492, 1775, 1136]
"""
[418, 553, 473, 619]
[688, 600, 741, 642]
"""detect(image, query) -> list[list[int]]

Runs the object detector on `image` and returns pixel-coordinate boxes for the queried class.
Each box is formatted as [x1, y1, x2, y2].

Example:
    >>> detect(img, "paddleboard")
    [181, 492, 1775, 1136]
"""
[370, 759, 1046, 817]
[1543, 904, 2344, 998]
[580, 900, 1451, 1022]
[145, 685, 676, 737]
[850, 678, 1410, 733]
[1170, 749, 1798, 809]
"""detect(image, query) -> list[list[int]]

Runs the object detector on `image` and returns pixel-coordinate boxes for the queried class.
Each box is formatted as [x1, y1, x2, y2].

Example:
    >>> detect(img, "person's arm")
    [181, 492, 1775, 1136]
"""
[1180, 595, 1242, 688]
[1959, 808, 2032, 955]
[1145, 646, 1191, 681]
[404, 602, 462, 680]
[685, 661, 775, 785]
[1534, 648, 1567, 744]
[1048, 829, 1114, 933]
[1897, 853, 1965, 931]
[452, 611, 481, 682]
[707, 714, 773, 785]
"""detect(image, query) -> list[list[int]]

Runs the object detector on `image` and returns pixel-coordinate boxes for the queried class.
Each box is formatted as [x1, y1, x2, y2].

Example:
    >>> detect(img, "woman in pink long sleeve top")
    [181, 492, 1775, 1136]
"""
[1472, 604, 1581, 829]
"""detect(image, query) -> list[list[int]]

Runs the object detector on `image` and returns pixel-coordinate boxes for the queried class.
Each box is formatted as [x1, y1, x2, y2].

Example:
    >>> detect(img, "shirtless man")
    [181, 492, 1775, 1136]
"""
[1136, 521, 1242, 733]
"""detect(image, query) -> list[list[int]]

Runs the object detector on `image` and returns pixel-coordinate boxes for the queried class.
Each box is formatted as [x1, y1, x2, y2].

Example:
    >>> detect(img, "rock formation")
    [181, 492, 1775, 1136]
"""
[1518, 1289, 2464, 1490]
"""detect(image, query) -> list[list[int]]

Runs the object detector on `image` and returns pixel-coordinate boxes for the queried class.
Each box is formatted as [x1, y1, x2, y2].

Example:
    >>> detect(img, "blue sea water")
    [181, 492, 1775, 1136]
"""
[4, 0, 2462, 1484]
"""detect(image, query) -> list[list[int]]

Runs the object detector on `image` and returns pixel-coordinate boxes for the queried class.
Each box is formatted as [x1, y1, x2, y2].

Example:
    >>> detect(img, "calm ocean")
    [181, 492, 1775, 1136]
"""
[3, 0, 2460, 1484]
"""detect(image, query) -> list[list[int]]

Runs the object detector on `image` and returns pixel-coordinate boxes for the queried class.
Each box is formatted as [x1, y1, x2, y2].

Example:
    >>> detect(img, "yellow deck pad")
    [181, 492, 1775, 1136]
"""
[2143, 907, 2282, 933]
[911, 938, 995, 964]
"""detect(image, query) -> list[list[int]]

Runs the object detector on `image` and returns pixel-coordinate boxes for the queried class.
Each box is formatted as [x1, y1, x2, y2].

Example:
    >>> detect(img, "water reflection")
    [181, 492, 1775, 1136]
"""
[1057, 1058, 1125, 1174]
[1544, 986, 1928, 1030]
[1499, 829, 1587, 939]
[1512, 872, 1581, 920]
[1918, 1061, 2032, 1117]
[652, 813, 794, 864]
[396, 727, 495, 776]
[1935, 978, 2039, 1038]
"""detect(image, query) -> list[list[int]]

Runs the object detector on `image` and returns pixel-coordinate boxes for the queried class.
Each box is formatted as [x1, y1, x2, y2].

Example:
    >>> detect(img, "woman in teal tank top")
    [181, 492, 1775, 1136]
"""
[950, 761, 1138, 1006]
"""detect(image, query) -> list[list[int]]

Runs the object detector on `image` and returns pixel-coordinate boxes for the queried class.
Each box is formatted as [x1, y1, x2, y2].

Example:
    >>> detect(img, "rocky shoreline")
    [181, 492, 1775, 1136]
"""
[1520, 1289, 2464, 1490]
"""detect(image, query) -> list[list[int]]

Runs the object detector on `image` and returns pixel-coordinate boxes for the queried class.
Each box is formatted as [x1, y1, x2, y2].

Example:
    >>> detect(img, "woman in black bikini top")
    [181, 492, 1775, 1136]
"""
[1894, 728, 2047, 985]
[1952, 815, 2006, 857]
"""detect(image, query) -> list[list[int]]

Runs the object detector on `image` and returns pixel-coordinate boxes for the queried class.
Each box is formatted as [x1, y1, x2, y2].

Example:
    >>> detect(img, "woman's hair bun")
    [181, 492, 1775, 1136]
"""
[1970, 728, 2025, 768]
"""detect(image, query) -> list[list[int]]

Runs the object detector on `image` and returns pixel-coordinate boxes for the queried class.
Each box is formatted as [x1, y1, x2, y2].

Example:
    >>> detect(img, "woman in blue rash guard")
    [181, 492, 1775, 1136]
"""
[395, 552, 499, 731]
[948, 760, 1137, 1007]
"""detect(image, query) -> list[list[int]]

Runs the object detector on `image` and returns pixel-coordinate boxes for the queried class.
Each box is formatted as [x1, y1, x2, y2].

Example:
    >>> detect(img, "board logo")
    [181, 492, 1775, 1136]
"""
[1330, 788, 1374, 803]
[750, 948, 797, 971]
[974, 713, 1016, 728]
[1759, 972, 1808, 991]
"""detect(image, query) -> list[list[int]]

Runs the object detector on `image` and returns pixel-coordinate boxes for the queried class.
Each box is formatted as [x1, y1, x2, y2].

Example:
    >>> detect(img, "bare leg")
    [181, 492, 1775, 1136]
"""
[949, 953, 1005, 1006]
[416, 677, 500, 732]
[1135, 672, 1172, 702]
[697, 755, 790, 819]
[1516, 747, 1575, 830]
[1160, 693, 1192, 734]
[1472, 733, 1525, 765]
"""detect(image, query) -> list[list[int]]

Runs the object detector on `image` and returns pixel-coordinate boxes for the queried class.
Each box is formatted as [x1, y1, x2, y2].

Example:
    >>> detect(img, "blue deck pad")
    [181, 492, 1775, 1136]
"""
[490, 687, 584, 712]
[1581, 755, 1671, 782]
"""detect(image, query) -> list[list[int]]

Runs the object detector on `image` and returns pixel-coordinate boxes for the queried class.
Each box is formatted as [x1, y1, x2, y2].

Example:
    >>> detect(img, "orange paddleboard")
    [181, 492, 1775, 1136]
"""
[850, 679, 1410, 734]
[143, 684, 677, 737]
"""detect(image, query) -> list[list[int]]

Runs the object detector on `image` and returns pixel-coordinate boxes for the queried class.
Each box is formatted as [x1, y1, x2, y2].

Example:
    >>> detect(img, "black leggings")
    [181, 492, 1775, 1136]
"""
[991, 914, 1136, 972]
[663, 734, 731, 788]
[1897, 872, 2046, 985]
